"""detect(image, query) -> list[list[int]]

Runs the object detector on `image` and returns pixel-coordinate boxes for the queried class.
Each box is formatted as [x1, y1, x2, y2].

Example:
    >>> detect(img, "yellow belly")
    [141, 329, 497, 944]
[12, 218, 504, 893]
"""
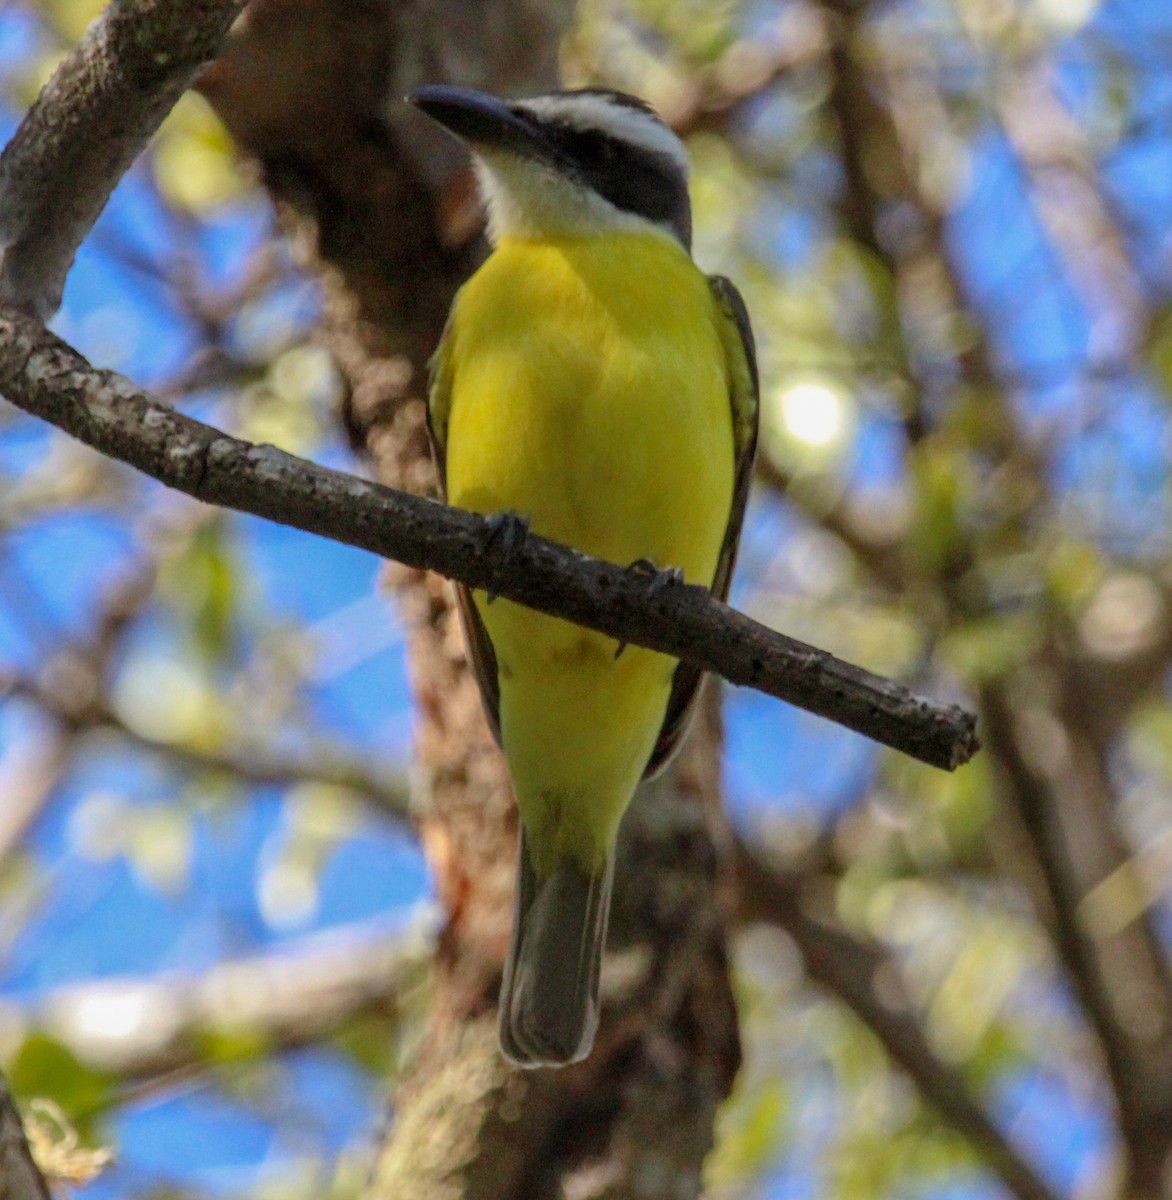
[444, 232, 735, 873]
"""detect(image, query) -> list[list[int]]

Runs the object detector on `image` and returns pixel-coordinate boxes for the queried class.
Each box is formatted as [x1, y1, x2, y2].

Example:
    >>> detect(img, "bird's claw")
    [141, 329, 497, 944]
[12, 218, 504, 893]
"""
[482, 512, 529, 604]
[628, 558, 685, 596]
[614, 559, 684, 656]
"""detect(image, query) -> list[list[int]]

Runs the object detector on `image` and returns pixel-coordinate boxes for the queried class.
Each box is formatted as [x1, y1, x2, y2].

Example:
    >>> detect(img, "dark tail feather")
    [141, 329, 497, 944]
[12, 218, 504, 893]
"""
[499, 829, 614, 1068]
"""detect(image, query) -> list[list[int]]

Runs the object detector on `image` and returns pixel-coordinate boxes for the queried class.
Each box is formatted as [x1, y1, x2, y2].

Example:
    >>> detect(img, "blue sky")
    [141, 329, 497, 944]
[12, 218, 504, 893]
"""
[3, 0, 1171, 1195]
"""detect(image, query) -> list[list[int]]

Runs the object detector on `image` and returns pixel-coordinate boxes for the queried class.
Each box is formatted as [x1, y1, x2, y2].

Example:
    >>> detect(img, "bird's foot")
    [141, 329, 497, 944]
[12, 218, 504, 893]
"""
[615, 559, 685, 658]
[482, 511, 529, 604]
[628, 557, 685, 594]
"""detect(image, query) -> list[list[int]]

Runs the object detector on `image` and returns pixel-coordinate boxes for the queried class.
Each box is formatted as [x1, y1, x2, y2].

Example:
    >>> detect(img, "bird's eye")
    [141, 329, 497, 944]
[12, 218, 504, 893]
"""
[572, 131, 618, 169]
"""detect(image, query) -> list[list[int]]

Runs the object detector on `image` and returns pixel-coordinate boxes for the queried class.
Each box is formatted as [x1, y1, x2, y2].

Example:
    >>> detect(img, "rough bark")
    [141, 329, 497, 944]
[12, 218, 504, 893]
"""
[0, 0, 245, 318]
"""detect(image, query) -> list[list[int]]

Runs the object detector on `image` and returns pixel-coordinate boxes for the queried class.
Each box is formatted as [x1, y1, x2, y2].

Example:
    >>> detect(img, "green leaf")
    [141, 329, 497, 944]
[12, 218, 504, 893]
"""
[7, 1034, 114, 1134]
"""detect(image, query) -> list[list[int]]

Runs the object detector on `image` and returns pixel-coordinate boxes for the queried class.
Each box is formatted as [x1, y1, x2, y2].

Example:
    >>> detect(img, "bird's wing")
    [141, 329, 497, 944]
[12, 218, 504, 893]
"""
[644, 273, 760, 776]
[425, 307, 504, 746]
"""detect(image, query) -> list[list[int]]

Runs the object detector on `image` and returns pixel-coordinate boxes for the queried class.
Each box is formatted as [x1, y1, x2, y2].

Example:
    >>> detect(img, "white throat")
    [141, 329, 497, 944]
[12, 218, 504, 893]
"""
[474, 152, 674, 245]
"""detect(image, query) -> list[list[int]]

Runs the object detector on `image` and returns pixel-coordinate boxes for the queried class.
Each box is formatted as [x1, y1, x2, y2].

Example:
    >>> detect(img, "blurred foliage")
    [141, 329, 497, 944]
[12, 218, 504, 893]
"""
[9, 1035, 114, 1134]
[3, 0, 1172, 1197]
[153, 94, 249, 214]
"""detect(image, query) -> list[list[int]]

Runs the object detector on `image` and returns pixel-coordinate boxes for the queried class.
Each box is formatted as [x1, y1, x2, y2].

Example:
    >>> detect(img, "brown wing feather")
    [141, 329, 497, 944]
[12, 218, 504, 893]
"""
[452, 581, 502, 744]
[644, 274, 759, 776]
[426, 306, 505, 746]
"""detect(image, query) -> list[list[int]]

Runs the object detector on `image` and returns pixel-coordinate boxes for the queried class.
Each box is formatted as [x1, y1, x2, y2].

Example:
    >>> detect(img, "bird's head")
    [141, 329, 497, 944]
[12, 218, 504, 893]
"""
[408, 85, 692, 250]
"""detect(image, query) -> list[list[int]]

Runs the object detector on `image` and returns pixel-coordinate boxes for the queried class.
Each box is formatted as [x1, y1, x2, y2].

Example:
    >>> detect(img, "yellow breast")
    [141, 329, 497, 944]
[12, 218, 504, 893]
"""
[442, 230, 736, 870]
[445, 232, 734, 583]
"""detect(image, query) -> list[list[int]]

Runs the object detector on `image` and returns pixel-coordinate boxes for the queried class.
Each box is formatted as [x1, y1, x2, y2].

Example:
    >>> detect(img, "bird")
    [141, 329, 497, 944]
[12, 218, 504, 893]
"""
[409, 84, 759, 1068]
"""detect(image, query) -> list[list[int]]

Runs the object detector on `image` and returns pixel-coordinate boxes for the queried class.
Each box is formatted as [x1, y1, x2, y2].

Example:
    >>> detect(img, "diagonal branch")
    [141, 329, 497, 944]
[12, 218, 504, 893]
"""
[3, 664, 412, 827]
[734, 841, 1063, 1200]
[0, 0, 245, 319]
[0, 308, 979, 771]
[980, 683, 1172, 1188]
[101, 716, 414, 824]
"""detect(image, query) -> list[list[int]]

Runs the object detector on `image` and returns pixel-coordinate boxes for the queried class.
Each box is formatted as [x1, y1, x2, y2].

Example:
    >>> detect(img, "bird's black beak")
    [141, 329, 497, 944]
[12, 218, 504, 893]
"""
[408, 85, 564, 167]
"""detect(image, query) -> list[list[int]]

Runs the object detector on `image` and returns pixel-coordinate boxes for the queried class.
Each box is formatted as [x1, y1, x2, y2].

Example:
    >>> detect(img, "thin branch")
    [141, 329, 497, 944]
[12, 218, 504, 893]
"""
[753, 453, 908, 593]
[0, 309, 979, 771]
[733, 840, 1063, 1200]
[6, 663, 412, 825]
[2, 620, 412, 826]
[0, 0, 245, 318]
[2, 913, 436, 1081]
[992, 57, 1149, 364]
[980, 684, 1172, 1170]
[101, 717, 414, 824]
[98, 708, 412, 825]
[0, 730, 70, 865]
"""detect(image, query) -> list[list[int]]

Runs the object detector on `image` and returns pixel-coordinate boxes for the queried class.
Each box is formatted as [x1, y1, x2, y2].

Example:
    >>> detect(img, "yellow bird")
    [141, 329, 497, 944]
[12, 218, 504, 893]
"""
[410, 85, 758, 1067]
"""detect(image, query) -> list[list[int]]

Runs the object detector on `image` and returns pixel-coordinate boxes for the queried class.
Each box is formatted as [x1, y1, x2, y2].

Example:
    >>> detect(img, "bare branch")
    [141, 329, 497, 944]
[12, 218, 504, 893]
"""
[0, 0, 245, 318]
[994, 58, 1149, 364]
[0, 309, 979, 771]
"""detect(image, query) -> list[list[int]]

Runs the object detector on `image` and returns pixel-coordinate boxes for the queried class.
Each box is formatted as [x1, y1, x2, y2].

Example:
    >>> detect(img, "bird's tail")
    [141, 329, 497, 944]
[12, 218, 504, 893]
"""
[499, 828, 615, 1068]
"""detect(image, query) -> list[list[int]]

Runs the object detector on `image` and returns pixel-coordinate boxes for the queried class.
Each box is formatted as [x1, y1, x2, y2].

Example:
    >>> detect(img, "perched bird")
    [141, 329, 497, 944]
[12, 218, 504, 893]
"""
[409, 84, 759, 1067]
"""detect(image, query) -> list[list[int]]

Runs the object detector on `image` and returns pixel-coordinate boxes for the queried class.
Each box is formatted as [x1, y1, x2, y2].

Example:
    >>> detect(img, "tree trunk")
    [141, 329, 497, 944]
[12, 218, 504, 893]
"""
[203, 4, 742, 1195]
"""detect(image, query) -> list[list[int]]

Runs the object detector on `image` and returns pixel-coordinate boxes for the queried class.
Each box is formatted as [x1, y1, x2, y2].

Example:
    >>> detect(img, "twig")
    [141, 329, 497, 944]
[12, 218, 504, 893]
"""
[3, 647, 410, 829]
[88, 704, 412, 825]
[0, 309, 979, 771]
[0, 0, 245, 318]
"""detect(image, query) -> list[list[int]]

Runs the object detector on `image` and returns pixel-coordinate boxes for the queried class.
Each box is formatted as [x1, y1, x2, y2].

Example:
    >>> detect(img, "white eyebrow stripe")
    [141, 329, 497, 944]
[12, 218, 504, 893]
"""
[515, 94, 690, 177]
